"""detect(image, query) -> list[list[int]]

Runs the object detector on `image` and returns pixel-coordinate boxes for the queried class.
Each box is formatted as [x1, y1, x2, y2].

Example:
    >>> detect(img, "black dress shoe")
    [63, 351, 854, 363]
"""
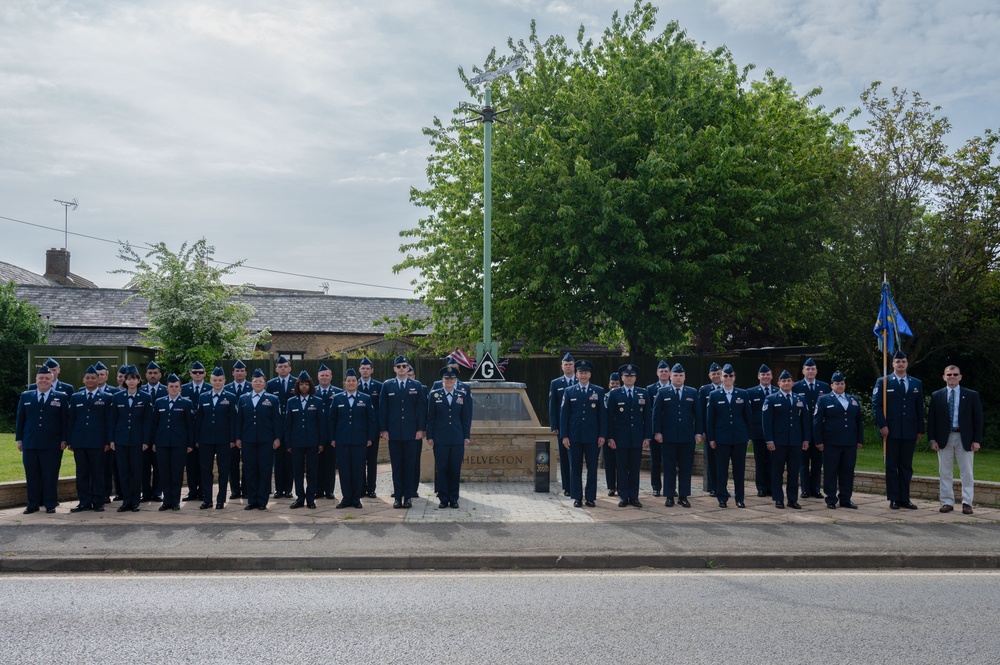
[46, 508, 56, 514]
[290, 499, 305, 509]
[229, 492, 241, 500]
[171, 505, 180, 511]
[801, 491, 812, 499]
[903, 501, 919, 510]
[117, 505, 129, 513]
[336, 501, 350, 509]
[23, 507, 39, 514]
[366, 491, 377, 499]
[585, 500, 596, 507]
[199, 501, 213, 510]
[718, 501, 727, 508]
[826, 502, 837, 509]
[618, 499, 628, 507]
[70, 504, 89, 513]
[709, 491, 717, 497]
[889, 501, 900, 510]
[353, 501, 363, 509]
[788, 501, 802, 509]
[439, 501, 449, 509]
[573, 500, 583, 508]
[736, 502, 746, 509]
[183, 494, 199, 502]
[274, 491, 283, 499]
[244, 504, 258, 511]
[159, 504, 171, 512]
[841, 501, 858, 509]
[131, 505, 140, 512]
[216, 503, 225, 510]
[403, 499, 412, 509]
[608, 489, 617, 496]
[393, 499, 403, 509]
[678, 498, 691, 508]
[257, 504, 267, 511]
[665, 497, 675, 507]
[775, 501, 785, 509]
[757, 490, 768, 497]
[113, 495, 123, 501]
[652, 490, 661, 497]
[92, 505, 105, 512]
[450, 502, 459, 509]
[307, 502, 316, 509]
[632, 499, 643, 509]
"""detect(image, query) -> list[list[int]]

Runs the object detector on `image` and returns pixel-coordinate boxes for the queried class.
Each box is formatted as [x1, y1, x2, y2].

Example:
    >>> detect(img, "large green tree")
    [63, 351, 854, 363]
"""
[115, 240, 267, 375]
[0, 281, 45, 428]
[396, 2, 852, 355]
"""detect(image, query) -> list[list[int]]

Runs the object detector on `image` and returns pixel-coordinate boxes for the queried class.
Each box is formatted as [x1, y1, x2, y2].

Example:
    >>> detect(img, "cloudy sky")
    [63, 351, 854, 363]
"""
[2, 0, 997, 297]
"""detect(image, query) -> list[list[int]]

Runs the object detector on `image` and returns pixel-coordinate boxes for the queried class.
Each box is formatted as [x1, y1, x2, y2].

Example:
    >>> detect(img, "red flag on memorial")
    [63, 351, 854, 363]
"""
[449, 349, 476, 369]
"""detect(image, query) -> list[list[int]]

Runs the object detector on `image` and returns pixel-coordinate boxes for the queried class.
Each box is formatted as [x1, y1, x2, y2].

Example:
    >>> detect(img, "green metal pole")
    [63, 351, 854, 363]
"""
[481, 86, 493, 360]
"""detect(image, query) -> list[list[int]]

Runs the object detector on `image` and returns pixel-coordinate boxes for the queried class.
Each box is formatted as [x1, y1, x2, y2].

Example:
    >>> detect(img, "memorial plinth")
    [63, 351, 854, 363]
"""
[419, 381, 557, 482]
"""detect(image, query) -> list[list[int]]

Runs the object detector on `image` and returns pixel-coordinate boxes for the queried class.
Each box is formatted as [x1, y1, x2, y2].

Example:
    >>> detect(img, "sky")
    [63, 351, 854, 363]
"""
[2, 0, 997, 297]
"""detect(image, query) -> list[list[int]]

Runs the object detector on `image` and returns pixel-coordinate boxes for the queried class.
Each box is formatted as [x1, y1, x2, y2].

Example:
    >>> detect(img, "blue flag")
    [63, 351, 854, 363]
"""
[873, 282, 913, 355]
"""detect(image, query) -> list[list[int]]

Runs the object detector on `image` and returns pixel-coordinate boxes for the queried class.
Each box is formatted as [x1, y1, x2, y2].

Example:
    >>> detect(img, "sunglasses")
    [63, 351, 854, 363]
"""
[945, 373, 960, 377]
[190, 370, 205, 374]
[395, 364, 408, 368]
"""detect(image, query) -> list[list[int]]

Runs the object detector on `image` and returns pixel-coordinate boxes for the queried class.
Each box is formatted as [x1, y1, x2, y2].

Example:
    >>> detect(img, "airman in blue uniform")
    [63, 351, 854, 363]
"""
[602, 371, 622, 497]
[427, 366, 473, 509]
[559, 359, 606, 508]
[706, 364, 752, 508]
[605, 364, 650, 508]
[15, 365, 68, 514]
[141, 360, 168, 502]
[814, 372, 864, 509]
[29, 358, 75, 396]
[151, 374, 196, 511]
[763, 370, 810, 509]
[358, 357, 384, 499]
[236, 368, 282, 510]
[697, 362, 724, 496]
[67, 365, 112, 512]
[872, 349, 924, 509]
[285, 371, 326, 509]
[548, 353, 577, 497]
[224, 359, 251, 499]
[794, 358, 831, 499]
[645, 360, 673, 497]
[407, 363, 428, 497]
[314, 363, 342, 500]
[267, 355, 298, 499]
[329, 368, 377, 509]
[181, 360, 210, 501]
[747, 364, 777, 497]
[652, 363, 701, 508]
[195, 367, 238, 509]
[380, 355, 428, 509]
[109, 366, 152, 512]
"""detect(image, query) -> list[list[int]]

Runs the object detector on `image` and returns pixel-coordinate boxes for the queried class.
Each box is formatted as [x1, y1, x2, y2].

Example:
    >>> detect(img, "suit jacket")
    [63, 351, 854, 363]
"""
[872, 374, 924, 439]
[284, 394, 327, 448]
[235, 391, 282, 444]
[747, 384, 778, 439]
[15, 389, 68, 449]
[151, 396, 196, 448]
[605, 386, 651, 448]
[706, 387, 752, 446]
[426, 388, 473, 446]
[329, 391, 377, 446]
[762, 391, 811, 446]
[181, 381, 210, 411]
[928, 386, 984, 451]
[266, 375, 298, 415]
[548, 375, 576, 430]
[559, 383, 606, 444]
[195, 390, 238, 446]
[143, 383, 169, 401]
[651, 385, 701, 444]
[67, 390, 112, 449]
[792, 379, 831, 414]
[109, 390, 153, 447]
[224, 380, 253, 399]
[812, 392, 864, 447]
[357, 378, 383, 419]
[379, 377, 428, 440]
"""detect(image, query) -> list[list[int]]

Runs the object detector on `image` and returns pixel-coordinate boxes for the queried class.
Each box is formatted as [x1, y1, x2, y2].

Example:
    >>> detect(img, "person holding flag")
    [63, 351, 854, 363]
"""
[871, 280, 922, 510]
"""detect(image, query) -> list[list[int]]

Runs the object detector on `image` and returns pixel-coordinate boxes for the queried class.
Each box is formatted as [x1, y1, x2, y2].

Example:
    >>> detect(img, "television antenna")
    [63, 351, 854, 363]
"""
[53, 198, 78, 250]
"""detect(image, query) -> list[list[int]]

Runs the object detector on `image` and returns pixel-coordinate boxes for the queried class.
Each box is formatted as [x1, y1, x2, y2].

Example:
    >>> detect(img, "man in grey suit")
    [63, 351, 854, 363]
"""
[928, 365, 984, 515]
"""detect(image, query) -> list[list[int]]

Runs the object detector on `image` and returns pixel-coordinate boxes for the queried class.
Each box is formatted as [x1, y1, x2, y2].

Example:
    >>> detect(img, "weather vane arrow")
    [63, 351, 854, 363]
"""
[469, 56, 525, 86]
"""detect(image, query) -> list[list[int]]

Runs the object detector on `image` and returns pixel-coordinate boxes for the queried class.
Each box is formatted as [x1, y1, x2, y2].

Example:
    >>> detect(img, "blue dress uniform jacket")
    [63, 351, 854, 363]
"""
[236, 391, 282, 508]
[16, 389, 69, 512]
[196, 390, 239, 446]
[606, 386, 651, 503]
[151, 396, 196, 508]
[143, 383, 169, 401]
[872, 375, 925, 439]
[548, 375, 576, 493]
[644, 380, 672, 493]
[109, 391, 153, 447]
[426, 387, 473, 504]
[706, 389, 752, 445]
[762, 390, 811, 504]
[181, 382, 210, 496]
[285, 395, 327, 447]
[224, 380, 252, 399]
[813, 393, 864, 447]
[697, 382, 723, 493]
[747, 384, 777, 495]
[68, 390, 112, 509]
[559, 384, 607, 445]
[651, 384, 700, 501]
[794, 379, 831, 497]
[358, 377, 384, 496]
[380, 377, 429, 501]
[181, 382, 210, 407]
[330, 391, 378, 505]
[266, 376, 299, 412]
[30, 380, 75, 395]
[267, 375, 299, 495]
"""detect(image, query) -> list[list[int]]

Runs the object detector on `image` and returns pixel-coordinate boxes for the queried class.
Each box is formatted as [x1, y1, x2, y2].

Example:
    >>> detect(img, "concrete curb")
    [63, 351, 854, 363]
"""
[4, 552, 999, 573]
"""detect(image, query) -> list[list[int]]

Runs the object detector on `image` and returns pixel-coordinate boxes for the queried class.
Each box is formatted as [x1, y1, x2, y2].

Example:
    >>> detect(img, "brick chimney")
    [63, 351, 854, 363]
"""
[44, 248, 72, 285]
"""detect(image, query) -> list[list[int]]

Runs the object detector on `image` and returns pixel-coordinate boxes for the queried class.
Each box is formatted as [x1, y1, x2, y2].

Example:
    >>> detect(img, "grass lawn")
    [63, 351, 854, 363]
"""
[1, 433, 76, 483]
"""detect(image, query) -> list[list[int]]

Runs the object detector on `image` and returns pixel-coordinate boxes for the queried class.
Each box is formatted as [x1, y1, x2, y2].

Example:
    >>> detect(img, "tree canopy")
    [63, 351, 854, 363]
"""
[0, 281, 45, 426]
[397, 2, 852, 356]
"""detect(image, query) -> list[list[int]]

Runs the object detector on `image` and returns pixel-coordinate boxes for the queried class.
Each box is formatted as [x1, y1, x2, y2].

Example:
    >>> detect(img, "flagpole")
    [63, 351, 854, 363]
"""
[882, 327, 888, 464]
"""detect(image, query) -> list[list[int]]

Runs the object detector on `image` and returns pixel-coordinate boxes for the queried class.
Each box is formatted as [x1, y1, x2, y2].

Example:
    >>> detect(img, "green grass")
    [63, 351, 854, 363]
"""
[1, 433, 77, 483]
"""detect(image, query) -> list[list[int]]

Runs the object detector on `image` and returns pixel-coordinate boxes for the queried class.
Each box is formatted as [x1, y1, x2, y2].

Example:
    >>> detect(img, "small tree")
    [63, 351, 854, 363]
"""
[0, 281, 45, 429]
[115, 240, 268, 376]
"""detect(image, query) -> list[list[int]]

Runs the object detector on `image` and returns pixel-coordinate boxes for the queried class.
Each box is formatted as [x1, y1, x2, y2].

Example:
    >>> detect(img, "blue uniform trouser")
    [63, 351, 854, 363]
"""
[318, 446, 337, 496]
[704, 441, 717, 493]
[800, 442, 823, 496]
[614, 447, 642, 501]
[200, 443, 231, 504]
[413, 442, 423, 496]
[648, 439, 662, 492]
[185, 445, 200, 496]
[103, 447, 118, 499]
[602, 444, 617, 492]
[274, 438, 292, 494]
[74, 448, 105, 508]
[156, 445, 186, 508]
[365, 440, 382, 495]
[291, 446, 319, 502]
[884, 438, 915, 502]
[663, 441, 696, 498]
[228, 445, 243, 496]
[752, 438, 771, 494]
[823, 445, 857, 504]
[243, 441, 274, 507]
[770, 445, 802, 503]
[389, 439, 419, 499]
[714, 442, 747, 503]
[337, 445, 367, 504]
[142, 446, 159, 499]
[23, 448, 61, 510]
[434, 444, 464, 504]
[115, 445, 144, 507]
[559, 447, 571, 491]
[569, 441, 599, 502]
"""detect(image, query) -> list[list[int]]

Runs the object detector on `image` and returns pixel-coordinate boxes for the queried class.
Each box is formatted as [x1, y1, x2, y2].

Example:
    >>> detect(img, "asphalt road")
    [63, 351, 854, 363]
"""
[2, 571, 998, 664]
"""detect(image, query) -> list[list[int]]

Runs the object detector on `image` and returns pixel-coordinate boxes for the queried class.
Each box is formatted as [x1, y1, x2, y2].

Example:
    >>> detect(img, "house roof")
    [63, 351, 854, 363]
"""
[1, 261, 57, 287]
